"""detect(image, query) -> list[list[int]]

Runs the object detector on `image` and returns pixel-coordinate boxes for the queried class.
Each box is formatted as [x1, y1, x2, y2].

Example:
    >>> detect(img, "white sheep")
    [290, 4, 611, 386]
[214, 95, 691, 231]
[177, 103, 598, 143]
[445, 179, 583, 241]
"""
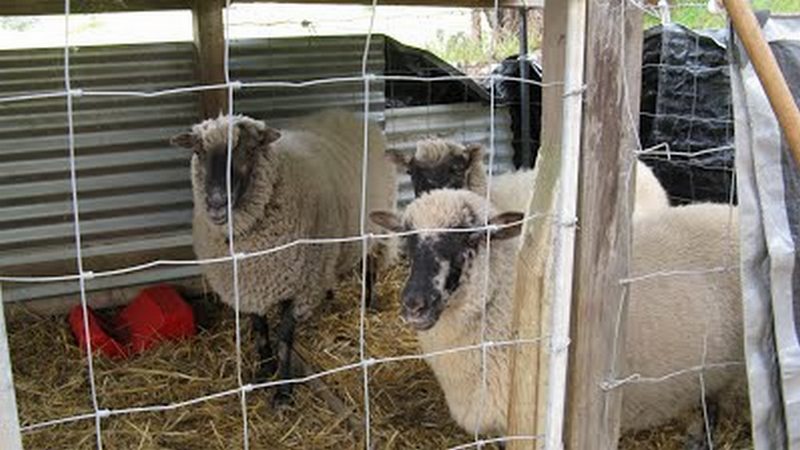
[389, 138, 670, 217]
[370, 189, 743, 445]
[171, 109, 396, 404]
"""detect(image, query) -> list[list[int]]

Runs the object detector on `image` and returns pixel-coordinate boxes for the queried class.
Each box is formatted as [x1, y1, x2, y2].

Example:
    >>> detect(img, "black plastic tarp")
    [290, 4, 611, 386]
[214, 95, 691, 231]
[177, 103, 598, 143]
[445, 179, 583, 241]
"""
[384, 37, 487, 108]
[490, 55, 543, 169]
[639, 23, 736, 205]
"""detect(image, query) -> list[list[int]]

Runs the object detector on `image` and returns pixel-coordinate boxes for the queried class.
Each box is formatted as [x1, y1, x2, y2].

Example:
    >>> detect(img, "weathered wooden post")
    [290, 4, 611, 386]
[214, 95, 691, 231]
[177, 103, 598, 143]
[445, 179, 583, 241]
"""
[192, 0, 227, 118]
[0, 285, 23, 450]
[564, 0, 642, 448]
[506, 0, 571, 447]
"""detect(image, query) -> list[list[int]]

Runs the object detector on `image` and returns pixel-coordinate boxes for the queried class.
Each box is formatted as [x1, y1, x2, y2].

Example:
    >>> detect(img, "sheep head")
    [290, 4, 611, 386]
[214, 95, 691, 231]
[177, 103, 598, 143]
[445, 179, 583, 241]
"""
[171, 115, 281, 226]
[388, 139, 484, 197]
[370, 190, 522, 331]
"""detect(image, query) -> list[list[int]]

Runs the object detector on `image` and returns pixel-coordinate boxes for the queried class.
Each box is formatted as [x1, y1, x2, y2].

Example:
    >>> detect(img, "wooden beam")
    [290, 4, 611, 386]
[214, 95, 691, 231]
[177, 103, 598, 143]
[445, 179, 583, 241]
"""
[0, 0, 189, 15]
[192, 0, 227, 119]
[0, 285, 24, 450]
[506, 0, 568, 448]
[237, 0, 544, 6]
[0, 0, 542, 16]
[563, 0, 642, 448]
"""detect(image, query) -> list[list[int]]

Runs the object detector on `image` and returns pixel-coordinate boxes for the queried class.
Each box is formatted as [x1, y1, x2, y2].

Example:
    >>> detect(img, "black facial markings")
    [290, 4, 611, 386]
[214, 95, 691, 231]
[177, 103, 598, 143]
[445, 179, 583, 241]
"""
[408, 154, 470, 196]
[431, 231, 478, 295]
[204, 144, 251, 211]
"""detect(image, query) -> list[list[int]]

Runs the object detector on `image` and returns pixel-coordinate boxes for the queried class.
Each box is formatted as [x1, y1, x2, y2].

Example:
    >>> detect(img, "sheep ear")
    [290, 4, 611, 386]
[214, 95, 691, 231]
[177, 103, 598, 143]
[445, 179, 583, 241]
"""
[237, 118, 281, 147]
[170, 132, 198, 150]
[489, 212, 524, 240]
[262, 127, 281, 145]
[464, 143, 485, 165]
[369, 211, 405, 233]
[387, 149, 412, 170]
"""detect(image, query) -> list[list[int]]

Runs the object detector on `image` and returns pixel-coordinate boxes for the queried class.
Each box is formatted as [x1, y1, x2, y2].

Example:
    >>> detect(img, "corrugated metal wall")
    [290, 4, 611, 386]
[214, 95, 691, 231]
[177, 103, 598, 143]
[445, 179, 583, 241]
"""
[0, 35, 513, 303]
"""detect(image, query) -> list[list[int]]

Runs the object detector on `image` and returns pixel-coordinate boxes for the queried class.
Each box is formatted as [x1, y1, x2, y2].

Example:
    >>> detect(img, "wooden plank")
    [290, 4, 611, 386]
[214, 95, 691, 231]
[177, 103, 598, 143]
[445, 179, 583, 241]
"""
[506, 0, 568, 448]
[0, 0, 189, 15]
[0, 0, 543, 15]
[0, 285, 24, 450]
[563, 0, 642, 448]
[239, 0, 544, 6]
[192, 0, 227, 119]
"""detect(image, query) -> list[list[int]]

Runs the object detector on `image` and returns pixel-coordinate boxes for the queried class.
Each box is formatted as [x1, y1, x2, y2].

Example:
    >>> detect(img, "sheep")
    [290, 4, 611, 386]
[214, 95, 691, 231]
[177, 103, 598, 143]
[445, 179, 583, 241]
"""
[634, 160, 671, 217]
[370, 189, 743, 446]
[388, 139, 487, 197]
[388, 138, 669, 217]
[171, 109, 396, 404]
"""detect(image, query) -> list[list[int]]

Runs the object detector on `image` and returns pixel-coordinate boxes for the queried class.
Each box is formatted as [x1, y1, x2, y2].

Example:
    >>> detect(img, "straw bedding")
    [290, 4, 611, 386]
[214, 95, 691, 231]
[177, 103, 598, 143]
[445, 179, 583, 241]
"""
[5, 264, 751, 449]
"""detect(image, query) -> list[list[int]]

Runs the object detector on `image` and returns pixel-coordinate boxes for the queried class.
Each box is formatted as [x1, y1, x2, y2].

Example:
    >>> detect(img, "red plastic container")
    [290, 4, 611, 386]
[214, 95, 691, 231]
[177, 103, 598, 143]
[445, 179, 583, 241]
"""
[115, 284, 196, 353]
[69, 284, 196, 358]
[68, 306, 128, 359]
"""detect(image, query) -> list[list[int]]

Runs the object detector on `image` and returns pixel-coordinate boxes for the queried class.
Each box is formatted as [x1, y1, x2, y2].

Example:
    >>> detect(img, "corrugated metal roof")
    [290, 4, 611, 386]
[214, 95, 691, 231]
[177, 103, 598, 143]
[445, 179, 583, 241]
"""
[0, 35, 513, 303]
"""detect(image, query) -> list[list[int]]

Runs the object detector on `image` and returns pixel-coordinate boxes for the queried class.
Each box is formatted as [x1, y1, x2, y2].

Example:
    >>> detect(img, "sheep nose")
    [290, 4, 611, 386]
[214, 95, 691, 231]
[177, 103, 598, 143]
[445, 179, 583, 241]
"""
[207, 190, 227, 209]
[402, 294, 427, 318]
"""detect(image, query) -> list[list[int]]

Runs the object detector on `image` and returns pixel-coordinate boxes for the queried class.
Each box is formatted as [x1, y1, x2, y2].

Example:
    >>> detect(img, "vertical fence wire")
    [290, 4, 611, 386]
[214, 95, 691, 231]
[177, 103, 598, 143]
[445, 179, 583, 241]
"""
[221, 2, 252, 448]
[63, 1, 105, 448]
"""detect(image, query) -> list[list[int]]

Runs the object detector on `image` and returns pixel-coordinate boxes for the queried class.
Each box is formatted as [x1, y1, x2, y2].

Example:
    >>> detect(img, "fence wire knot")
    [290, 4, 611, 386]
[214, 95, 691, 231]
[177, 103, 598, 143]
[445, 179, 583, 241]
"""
[550, 337, 571, 354]
[562, 84, 587, 98]
[600, 373, 641, 391]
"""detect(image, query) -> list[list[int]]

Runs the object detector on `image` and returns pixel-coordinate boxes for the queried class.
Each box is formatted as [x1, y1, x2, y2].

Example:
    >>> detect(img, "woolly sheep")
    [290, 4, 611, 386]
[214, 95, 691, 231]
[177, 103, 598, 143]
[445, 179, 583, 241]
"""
[370, 189, 742, 445]
[389, 138, 669, 217]
[171, 110, 396, 404]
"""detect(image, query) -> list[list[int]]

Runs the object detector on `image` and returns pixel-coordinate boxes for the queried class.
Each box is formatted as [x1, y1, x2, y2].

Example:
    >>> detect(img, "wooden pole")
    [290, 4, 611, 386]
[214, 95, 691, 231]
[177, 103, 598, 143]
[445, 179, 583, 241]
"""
[563, 0, 641, 448]
[506, 1, 569, 448]
[722, 0, 800, 168]
[542, 0, 587, 446]
[192, 0, 228, 119]
[0, 285, 24, 450]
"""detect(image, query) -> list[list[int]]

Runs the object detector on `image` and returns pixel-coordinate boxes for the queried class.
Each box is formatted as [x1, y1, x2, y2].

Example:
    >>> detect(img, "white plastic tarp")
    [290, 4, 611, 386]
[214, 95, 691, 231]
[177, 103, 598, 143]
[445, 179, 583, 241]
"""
[731, 12, 800, 450]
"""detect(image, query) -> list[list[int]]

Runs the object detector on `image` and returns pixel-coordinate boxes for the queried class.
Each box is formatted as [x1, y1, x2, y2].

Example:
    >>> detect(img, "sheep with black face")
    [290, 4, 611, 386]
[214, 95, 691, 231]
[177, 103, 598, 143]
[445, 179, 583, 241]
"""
[389, 138, 670, 218]
[389, 139, 488, 197]
[171, 110, 396, 405]
[370, 189, 744, 446]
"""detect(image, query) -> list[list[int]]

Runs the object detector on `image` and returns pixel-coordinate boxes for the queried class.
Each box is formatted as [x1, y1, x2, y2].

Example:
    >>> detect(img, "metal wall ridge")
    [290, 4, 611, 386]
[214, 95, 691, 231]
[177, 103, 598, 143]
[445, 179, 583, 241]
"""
[0, 34, 515, 305]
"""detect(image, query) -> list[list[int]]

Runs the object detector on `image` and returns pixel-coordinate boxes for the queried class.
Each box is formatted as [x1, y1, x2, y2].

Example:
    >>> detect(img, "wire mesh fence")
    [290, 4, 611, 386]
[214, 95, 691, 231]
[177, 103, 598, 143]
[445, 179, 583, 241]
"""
[1, 0, 793, 448]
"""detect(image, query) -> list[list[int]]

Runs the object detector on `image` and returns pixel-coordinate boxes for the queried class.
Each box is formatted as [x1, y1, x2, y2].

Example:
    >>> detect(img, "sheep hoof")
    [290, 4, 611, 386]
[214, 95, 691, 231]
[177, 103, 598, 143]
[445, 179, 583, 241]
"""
[683, 437, 710, 450]
[683, 397, 719, 450]
[366, 296, 381, 312]
[271, 387, 294, 411]
[254, 358, 279, 383]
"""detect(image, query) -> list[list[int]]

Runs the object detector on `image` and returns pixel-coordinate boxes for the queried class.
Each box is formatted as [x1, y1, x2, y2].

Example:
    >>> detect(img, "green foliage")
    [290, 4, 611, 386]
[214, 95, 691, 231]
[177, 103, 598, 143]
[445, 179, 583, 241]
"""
[644, 0, 800, 30]
[0, 17, 38, 32]
[425, 30, 534, 70]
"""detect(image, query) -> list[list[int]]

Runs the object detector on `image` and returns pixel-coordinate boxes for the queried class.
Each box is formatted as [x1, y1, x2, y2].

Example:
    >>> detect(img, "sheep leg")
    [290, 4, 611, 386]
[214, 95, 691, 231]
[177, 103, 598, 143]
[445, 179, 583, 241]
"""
[365, 254, 378, 310]
[272, 298, 297, 408]
[684, 396, 719, 450]
[250, 314, 277, 382]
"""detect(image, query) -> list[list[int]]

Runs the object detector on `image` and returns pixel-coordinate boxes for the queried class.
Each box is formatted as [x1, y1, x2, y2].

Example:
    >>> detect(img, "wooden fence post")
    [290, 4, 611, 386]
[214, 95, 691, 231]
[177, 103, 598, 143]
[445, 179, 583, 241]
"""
[0, 285, 23, 450]
[192, 0, 227, 119]
[564, 0, 642, 449]
[506, 1, 569, 448]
